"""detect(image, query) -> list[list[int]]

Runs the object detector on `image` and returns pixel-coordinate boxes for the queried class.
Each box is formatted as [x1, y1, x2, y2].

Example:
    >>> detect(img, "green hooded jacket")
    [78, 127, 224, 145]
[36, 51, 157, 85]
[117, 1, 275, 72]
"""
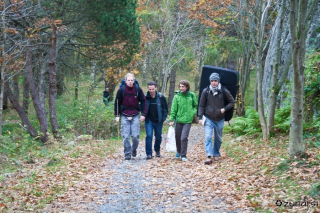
[169, 90, 198, 124]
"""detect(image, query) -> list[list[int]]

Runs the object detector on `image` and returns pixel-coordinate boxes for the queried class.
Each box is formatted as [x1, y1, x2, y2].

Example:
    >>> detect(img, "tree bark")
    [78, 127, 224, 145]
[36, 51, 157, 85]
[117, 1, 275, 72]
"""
[26, 44, 48, 142]
[48, 23, 59, 136]
[0, 9, 6, 135]
[23, 68, 30, 114]
[267, 0, 286, 135]
[255, 0, 271, 140]
[168, 69, 176, 111]
[289, 0, 317, 158]
[12, 76, 19, 100]
[5, 81, 37, 137]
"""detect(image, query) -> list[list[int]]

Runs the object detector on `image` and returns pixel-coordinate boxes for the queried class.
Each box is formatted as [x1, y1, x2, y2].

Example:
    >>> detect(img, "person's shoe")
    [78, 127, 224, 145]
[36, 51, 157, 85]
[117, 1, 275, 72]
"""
[213, 156, 220, 161]
[146, 155, 152, 160]
[181, 157, 188, 162]
[125, 156, 131, 160]
[205, 159, 212, 165]
[175, 152, 181, 159]
[156, 151, 161, 157]
[132, 150, 137, 157]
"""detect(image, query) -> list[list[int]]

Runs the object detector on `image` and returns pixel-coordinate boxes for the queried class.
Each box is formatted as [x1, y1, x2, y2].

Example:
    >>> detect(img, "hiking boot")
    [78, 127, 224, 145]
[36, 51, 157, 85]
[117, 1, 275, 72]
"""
[125, 156, 131, 160]
[204, 159, 212, 165]
[146, 155, 152, 160]
[181, 157, 188, 162]
[156, 151, 161, 157]
[175, 152, 181, 159]
[132, 150, 137, 157]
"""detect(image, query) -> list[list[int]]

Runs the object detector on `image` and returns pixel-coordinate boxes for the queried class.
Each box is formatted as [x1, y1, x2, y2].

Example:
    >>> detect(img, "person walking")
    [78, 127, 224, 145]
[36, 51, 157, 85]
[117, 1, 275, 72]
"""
[169, 80, 198, 162]
[114, 73, 147, 160]
[103, 88, 110, 106]
[198, 73, 235, 164]
[145, 81, 168, 160]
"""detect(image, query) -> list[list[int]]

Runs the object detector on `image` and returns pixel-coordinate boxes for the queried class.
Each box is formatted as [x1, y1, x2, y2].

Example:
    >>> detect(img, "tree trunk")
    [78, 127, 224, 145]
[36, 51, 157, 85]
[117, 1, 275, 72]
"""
[12, 76, 19, 100]
[75, 69, 79, 104]
[5, 81, 37, 137]
[0, 9, 6, 135]
[23, 68, 30, 114]
[48, 23, 59, 136]
[267, 0, 286, 135]
[3, 86, 8, 110]
[255, 0, 271, 140]
[289, 0, 317, 158]
[38, 54, 46, 116]
[168, 69, 176, 111]
[26, 44, 48, 142]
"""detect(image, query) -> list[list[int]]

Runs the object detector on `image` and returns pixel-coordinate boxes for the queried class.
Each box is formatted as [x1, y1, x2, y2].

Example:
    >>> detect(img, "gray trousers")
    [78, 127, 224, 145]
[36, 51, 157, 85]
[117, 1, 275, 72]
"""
[121, 114, 140, 157]
[175, 123, 192, 158]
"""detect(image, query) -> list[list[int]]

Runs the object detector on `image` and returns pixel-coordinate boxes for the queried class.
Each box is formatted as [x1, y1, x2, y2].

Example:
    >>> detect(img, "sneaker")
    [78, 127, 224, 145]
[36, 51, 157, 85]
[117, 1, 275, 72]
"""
[213, 156, 220, 161]
[146, 155, 152, 160]
[175, 152, 181, 158]
[181, 157, 188, 162]
[156, 151, 161, 157]
[132, 150, 137, 157]
[125, 156, 131, 160]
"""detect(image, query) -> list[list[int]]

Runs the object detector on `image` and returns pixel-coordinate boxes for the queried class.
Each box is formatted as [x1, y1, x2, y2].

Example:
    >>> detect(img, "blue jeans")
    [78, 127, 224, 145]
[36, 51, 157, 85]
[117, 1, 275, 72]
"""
[121, 114, 140, 157]
[145, 119, 163, 156]
[204, 118, 224, 157]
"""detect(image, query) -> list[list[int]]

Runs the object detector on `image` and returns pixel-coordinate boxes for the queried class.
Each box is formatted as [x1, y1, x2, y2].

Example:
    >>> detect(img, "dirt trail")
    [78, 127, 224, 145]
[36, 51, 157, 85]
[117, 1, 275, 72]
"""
[45, 125, 254, 213]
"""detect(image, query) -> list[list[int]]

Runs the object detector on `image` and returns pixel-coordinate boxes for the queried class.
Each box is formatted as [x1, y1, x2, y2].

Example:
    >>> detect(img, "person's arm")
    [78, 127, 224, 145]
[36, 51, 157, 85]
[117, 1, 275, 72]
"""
[198, 89, 207, 125]
[198, 89, 207, 119]
[161, 95, 168, 122]
[169, 96, 177, 126]
[223, 89, 235, 113]
[192, 92, 198, 116]
[138, 88, 146, 121]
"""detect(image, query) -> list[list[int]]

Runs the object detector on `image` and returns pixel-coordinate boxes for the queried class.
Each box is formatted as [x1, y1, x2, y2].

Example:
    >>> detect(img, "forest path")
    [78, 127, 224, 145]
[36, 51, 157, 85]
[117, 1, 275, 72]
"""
[45, 125, 253, 213]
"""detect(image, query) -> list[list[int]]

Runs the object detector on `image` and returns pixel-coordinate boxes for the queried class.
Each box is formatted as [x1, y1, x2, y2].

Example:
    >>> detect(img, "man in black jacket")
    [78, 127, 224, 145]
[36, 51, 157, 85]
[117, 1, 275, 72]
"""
[103, 88, 110, 106]
[145, 81, 168, 159]
[198, 73, 235, 164]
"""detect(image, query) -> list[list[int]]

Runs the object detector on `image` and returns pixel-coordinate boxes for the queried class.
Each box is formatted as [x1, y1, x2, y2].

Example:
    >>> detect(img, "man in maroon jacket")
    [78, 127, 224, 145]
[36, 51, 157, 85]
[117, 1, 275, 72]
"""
[114, 73, 147, 160]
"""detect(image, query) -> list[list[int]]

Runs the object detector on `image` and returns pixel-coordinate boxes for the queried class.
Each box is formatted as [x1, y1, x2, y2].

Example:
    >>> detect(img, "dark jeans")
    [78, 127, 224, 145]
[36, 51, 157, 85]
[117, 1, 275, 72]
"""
[145, 119, 164, 156]
[175, 123, 192, 158]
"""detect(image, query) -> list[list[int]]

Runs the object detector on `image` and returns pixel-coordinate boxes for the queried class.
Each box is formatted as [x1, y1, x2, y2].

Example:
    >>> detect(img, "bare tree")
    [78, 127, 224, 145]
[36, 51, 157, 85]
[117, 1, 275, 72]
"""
[251, 0, 273, 140]
[289, 0, 318, 158]
[143, 0, 198, 96]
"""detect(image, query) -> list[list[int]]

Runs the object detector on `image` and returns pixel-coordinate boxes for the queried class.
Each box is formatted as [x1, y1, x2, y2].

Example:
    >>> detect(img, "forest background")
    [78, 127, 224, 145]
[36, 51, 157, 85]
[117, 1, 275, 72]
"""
[0, 0, 320, 212]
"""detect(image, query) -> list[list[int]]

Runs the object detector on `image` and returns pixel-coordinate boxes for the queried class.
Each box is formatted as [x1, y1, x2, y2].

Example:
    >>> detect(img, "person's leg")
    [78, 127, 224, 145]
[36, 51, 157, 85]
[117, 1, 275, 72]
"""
[204, 118, 214, 157]
[213, 119, 224, 157]
[175, 123, 183, 154]
[145, 119, 153, 156]
[131, 114, 140, 153]
[180, 123, 191, 158]
[121, 115, 132, 158]
[153, 122, 163, 153]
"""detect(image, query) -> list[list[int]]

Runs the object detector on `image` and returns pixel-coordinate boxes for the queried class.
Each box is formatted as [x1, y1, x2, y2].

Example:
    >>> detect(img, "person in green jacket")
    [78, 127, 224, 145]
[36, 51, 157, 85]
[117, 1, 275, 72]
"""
[169, 80, 198, 162]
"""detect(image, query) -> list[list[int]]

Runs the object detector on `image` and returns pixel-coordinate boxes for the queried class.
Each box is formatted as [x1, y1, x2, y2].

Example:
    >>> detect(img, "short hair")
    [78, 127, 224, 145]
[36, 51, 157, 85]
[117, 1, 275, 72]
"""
[125, 73, 135, 81]
[147, 81, 156, 87]
[178, 80, 190, 90]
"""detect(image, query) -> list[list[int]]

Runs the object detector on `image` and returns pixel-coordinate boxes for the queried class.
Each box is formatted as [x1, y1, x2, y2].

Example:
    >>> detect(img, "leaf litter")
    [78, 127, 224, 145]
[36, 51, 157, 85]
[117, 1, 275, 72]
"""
[1, 125, 319, 212]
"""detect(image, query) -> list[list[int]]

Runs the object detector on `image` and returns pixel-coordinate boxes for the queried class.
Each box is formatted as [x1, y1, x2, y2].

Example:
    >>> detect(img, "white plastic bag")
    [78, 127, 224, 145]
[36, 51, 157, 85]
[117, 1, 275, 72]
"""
[166, 126, 176, 152]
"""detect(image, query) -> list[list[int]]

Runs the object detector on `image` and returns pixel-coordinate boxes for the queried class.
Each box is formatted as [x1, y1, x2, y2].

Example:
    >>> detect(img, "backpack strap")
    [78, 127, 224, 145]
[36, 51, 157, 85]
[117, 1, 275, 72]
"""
[121, 83, 140, 97]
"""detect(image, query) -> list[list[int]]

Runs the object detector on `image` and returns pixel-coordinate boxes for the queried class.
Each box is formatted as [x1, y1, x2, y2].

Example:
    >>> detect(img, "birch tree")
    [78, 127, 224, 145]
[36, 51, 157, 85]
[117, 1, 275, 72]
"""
[289, 0, 318, 158]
